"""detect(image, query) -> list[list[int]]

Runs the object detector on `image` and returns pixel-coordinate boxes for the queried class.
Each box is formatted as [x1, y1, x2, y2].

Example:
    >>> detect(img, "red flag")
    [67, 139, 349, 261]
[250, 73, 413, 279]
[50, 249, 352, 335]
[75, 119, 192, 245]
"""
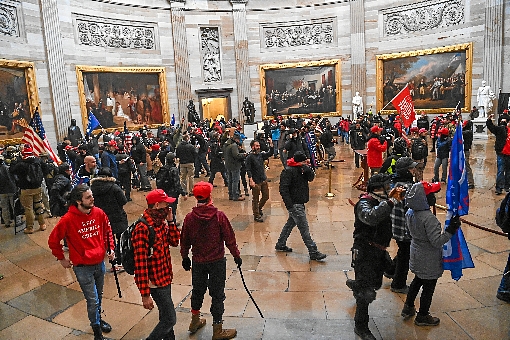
[391, 84, 416, 128]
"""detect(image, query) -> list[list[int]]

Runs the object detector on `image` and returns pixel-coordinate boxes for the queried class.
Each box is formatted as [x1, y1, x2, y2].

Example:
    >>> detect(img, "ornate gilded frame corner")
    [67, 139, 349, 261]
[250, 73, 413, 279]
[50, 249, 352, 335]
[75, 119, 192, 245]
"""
[0, 59, 40, 146]
[259, 59, 341, 120]
[376, 43, 473, 114]
[75, 65, 170, 133]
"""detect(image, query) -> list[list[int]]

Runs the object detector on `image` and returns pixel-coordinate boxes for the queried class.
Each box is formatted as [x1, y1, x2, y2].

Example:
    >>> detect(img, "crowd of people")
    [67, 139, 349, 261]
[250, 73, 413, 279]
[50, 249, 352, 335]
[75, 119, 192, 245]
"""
[3, 106, 510, 340]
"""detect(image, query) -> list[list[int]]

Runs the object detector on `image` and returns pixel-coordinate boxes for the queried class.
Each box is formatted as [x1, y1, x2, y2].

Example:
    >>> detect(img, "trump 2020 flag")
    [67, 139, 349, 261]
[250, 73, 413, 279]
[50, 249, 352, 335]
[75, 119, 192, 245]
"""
[391, 84, 416, 128]
[86, 111, 101, 136]
[443, 122, 474, 280]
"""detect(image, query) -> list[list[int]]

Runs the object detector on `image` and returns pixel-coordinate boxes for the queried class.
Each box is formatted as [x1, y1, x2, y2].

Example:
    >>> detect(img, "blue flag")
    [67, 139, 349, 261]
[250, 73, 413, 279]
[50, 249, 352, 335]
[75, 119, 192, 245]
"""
[86, 111, 101, 135]
[443, 122, 474, 280]
[171, 114, 175, 126]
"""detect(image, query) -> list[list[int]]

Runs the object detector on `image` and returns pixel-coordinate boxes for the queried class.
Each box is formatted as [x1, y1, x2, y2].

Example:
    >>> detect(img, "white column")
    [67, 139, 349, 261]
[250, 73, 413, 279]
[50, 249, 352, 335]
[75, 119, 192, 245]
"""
[483, 0, 504, 110]
[39, 0, 72, 140]
[350, 0, 366, 116]
[170, 0, 192, 122]
[231, 0, 250, 123]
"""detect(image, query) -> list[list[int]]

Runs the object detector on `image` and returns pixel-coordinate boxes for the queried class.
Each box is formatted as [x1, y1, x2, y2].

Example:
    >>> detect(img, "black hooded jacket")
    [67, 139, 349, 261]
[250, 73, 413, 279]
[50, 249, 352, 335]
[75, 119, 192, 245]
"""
[90, 176, 128, 234]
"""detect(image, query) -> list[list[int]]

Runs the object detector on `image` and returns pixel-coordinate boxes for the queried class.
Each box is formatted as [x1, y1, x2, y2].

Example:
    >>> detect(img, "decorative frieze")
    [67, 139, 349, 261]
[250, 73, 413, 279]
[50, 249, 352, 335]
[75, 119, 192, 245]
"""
[262, 18, 335, 50]
[383, 0, 464, 36]
[75, 16, 156, 50]
[0, 1, 19, 37]
[200, 27, 221, 82]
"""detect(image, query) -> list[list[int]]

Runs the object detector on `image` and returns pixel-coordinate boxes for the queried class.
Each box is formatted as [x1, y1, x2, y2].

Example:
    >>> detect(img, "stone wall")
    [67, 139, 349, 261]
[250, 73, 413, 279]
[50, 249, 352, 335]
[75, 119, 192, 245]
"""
[0, 0, 508, 144]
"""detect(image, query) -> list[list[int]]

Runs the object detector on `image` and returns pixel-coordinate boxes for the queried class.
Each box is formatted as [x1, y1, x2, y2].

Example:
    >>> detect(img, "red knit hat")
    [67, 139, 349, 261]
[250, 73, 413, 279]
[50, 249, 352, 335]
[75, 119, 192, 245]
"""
[421, 181, 441, 195]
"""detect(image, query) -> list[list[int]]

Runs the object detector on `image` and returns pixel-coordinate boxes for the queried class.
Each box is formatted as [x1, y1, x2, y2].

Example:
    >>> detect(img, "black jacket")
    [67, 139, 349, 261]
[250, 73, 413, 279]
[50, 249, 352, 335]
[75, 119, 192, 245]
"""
[245, 150, 272, 184]
[284, 136, 310, 159]
[462, 121, 474, 152]
[353, 194, 393, 247]
[487, 118, 507, 154]
[156, 163, 186, 197]
[131, 137, 147, 164]
[90, 176, 128, 235]
[350, 128, 367, 150]
[279, 162, 314, 209]
[0, 163, 16, 194]
[50, 173, 72, 217]
[175, 141, 197, 164]
[320, 129, 335, 148]
[10, 157, 47, 189]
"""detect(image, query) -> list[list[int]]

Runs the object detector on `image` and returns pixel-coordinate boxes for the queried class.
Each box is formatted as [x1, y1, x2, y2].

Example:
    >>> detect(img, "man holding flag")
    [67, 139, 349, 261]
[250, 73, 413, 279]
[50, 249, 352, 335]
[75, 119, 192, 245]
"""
[21, 108, 60, 164]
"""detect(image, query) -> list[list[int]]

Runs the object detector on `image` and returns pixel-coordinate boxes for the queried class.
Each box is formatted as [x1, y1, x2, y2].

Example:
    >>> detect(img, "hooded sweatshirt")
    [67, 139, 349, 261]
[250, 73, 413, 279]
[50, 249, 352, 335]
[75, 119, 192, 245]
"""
[405, 182, 454, 280]
[180, 204, 240, 263]
[280, 159, 315, 209]
[48, 205, 114, 265]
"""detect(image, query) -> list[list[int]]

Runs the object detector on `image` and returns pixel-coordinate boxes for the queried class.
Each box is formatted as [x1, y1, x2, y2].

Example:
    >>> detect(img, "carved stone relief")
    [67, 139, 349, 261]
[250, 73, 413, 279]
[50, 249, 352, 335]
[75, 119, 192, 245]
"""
[200, 27, 221, 82]
[0, 1, 19, 37]
[75, 16, 156, 50]
[383, 0, 464, 36]
[262, 19, 335, 49]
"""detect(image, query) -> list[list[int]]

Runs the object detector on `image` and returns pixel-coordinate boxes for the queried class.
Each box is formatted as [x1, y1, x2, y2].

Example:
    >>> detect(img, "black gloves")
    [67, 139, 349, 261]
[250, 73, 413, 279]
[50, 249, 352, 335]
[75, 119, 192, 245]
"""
[182, 257, 191, 271]
[234, 257, 242, 267]
[445, 215, 461, 235]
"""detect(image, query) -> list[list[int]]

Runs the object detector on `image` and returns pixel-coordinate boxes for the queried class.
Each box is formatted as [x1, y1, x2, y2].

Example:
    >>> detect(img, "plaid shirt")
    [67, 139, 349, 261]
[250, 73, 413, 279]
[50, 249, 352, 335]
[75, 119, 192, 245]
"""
[391, 202, 412, 241]
[132, 209, 180, 297]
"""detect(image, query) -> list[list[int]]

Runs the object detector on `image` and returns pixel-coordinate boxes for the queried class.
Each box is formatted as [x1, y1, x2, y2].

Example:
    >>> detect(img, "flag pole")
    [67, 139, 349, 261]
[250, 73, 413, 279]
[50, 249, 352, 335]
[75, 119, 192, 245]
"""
[380, 84, 409, 111]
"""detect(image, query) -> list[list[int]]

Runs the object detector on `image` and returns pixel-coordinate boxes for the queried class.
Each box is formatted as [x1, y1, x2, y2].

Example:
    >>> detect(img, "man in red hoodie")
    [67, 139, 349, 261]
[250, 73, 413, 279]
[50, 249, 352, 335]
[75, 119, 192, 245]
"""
[180, 181, 241, 340]
[132, 189, 180, 340]
[366, 125, 388, 175]
[48, 184, 115, 340]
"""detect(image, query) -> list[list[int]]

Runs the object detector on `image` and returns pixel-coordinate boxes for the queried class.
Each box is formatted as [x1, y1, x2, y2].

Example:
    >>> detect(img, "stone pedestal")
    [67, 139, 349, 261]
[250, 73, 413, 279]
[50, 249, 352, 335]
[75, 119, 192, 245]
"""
[243, 123, 258, 141]
[472, 117, 488, 140]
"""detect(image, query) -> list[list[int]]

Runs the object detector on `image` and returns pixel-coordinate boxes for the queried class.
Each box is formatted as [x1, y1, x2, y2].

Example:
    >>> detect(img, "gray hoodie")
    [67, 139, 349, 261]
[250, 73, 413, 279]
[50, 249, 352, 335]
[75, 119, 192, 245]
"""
[405, 182, 454, 280]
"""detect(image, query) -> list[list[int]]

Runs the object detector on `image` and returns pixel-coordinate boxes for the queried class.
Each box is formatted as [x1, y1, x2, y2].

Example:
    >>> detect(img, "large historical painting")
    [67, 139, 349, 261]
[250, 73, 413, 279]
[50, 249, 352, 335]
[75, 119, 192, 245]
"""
[376, 43, 473, 114]
[76, 66, 169, 132]
[260, 59, 341, 119]
[0, 59, 40, 145]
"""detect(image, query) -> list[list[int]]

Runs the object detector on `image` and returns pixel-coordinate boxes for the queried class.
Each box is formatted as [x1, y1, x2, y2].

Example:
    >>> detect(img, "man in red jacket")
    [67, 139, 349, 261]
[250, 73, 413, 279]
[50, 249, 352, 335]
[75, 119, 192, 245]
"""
[366, 125, 388, 175]
[48, 184, 115, 340]
[180, 182, 241, 340]
[132, 189, 180, 340]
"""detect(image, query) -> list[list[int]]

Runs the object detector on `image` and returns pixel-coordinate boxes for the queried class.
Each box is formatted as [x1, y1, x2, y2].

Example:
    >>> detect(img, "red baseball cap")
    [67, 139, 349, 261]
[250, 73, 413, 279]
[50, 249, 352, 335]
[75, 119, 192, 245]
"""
[146, 189, 176, 205]
[151, 144, 160, 151]
[410, 127, 419, 133]
[421, 181, 441, 195]
[193, 181, 213, 200]
[440, 127, 449, 136]
[370, 126, 382, 133]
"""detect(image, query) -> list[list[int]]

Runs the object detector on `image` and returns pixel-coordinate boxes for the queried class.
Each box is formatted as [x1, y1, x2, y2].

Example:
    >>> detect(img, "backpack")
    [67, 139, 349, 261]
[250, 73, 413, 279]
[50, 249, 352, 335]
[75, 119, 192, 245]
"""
[26, 162, 44, 185]
[496, 193, 510, 234]
[119, 217, 155, 275]
[411, 138, 427, 160]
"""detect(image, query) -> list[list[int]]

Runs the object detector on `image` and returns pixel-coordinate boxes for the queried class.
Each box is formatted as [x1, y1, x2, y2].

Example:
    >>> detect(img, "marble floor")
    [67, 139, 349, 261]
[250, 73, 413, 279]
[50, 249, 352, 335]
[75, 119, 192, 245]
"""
[1, 137, 509, 340]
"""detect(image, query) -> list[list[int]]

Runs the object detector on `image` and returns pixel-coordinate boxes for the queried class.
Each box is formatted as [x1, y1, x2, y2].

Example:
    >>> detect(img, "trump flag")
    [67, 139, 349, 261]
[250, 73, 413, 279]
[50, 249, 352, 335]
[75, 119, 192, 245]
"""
[443, 122, 474, 280]
[391, 84, 416, 128]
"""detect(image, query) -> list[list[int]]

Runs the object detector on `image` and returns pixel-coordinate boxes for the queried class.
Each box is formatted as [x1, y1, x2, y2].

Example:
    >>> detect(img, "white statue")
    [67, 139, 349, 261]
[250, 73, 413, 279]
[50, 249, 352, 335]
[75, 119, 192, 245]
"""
[352, 91, 363, 118]
[477, 80, 496, 118]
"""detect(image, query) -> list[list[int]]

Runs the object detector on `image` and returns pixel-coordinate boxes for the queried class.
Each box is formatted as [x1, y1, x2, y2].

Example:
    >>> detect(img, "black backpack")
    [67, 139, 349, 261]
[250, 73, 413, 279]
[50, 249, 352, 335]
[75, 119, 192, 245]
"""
[119, 217, 155, 275]
[496, 193, 510, 234]
[26, 162, 44, 185]
[411, 138, 427, 160]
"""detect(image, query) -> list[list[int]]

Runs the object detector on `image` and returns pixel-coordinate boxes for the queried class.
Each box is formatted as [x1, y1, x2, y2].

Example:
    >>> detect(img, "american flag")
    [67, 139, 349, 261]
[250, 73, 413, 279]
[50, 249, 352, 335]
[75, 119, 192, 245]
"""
[21, 108, 61, 164]
[123, 122, 132, 154]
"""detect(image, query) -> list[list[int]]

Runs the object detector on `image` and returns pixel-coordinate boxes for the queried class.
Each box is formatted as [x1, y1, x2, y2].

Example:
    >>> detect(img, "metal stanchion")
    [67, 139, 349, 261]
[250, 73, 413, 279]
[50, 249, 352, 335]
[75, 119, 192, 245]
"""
[325, 163, 335, 197]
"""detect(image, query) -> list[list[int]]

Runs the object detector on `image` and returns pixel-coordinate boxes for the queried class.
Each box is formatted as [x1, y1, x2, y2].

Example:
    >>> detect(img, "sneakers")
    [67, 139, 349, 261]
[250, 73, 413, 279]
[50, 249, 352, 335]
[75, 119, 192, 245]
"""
[233, 197, 245, 201]
[414, 313, 440, 326]
[38, 224, 47, 231]
[275, 244, 293, 252]
[24, 227, 34, 234]
[254, 216, 263, 223]
[401, 304, 416, 320]
[354, 326, 376, 340]
[496, 292, 510, 303]
[468, 184, 475, 189]
[309, 251, 327, 261]
[390, 285, 409, 294]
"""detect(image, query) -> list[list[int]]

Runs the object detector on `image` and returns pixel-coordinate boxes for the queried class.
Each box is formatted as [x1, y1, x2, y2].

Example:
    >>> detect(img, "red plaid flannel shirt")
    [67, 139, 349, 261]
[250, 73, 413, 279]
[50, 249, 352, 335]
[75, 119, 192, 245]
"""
[132, 209, 180, 297]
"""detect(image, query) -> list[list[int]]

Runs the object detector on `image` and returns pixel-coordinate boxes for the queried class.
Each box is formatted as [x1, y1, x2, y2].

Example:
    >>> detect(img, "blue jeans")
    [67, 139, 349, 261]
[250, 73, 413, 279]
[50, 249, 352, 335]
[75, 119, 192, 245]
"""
[73, 262, 106, 326]
[343, 131, 350, 144]
[277, 204, 318, 254]
[227, 169, 240, 199]
[194, 152, 211, 177]
[498, 253, 510, 295]
[272, 140, 279, 156]
[496, 154, 510, 191]
[433, 157, 448, 182]
[147, 285, 176, 340]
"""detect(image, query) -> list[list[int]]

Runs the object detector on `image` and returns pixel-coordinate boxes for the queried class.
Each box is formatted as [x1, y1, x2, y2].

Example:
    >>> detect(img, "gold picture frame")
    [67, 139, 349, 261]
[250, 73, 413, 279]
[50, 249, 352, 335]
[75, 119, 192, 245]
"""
[376, 43, 473, 114]
[0, 59, 40, 146]
[76, 65, 169, 133]
[260, 59, 341, 119]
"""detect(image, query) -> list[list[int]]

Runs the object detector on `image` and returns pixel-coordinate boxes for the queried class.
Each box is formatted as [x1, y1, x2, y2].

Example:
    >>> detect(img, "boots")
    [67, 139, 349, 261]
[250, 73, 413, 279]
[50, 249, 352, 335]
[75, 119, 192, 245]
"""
[212, 322, 237, 340]
[189, 313, 206, 333]
[24, 226, 34, 234]
[92, 324, 104, 340]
